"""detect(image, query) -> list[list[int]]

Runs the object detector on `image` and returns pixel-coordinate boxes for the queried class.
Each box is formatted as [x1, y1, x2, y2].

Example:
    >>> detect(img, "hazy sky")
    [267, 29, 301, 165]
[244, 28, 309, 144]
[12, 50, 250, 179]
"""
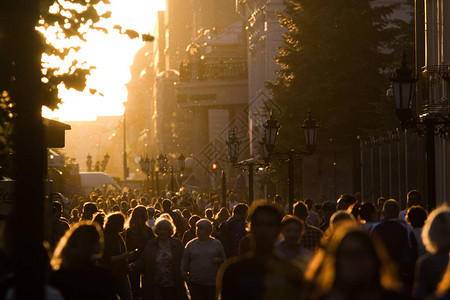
[42, 0, 166, 121]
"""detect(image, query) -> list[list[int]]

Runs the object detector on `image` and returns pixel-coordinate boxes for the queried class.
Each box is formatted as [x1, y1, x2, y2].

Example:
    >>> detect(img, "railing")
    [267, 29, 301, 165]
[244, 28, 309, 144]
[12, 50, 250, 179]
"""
[179, 60, 247, 82]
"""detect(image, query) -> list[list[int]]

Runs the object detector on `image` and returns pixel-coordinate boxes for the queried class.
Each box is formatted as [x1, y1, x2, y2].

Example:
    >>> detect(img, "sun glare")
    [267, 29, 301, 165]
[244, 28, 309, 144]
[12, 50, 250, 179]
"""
[42, 0, 165, 121]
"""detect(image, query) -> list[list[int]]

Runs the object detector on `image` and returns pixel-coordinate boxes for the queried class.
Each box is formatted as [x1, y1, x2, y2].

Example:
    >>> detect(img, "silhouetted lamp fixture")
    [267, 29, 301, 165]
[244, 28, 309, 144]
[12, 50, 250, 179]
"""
[86, 153, 92, 171]
[157, 153, 166, 172]
[389, 52, 417, 123]
[139, 155, 150, 173]
[263, 111, 280, 154]
[302, 110, 319, 152]
[227, 129, 240, 164]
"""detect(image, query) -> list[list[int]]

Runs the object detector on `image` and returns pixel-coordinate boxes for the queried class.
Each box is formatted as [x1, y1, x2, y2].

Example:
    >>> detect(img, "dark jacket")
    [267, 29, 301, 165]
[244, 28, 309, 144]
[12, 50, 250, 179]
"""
[102, 233, 129, 286]
[50, 262, 117, 300]
[134, 237, 187, 300]
[125, 225, 155, 261]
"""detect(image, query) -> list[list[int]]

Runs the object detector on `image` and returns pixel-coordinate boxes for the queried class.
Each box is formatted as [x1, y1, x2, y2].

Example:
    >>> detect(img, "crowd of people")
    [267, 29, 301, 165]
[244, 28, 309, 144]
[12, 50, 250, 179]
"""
[1, 187, 450, 300]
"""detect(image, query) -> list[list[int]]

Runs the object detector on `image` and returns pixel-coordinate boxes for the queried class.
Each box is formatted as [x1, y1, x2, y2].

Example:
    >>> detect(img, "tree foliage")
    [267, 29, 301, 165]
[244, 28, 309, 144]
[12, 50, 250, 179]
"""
[0, 0, 111, 175]
[267, 0, 413, 152]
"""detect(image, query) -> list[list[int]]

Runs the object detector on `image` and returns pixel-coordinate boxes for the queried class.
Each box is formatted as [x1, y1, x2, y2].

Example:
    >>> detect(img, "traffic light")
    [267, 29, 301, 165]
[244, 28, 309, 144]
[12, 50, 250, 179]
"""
[211, 162, 218, 170]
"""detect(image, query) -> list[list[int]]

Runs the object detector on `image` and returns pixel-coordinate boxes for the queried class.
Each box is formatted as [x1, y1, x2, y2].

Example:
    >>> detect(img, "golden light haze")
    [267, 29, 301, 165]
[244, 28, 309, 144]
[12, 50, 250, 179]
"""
[42, 0, 165, 121]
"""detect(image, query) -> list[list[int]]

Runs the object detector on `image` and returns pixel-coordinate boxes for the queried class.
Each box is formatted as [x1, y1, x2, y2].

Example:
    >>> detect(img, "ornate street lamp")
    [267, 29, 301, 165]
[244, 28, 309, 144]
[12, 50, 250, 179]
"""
[157, 153, 166, 173]
[226, 128, 240, 164]
[263, 111, 280, 154]
[263, 110, 319, 213]
[86, 154, 92, 172]
[139, 156, 151, 196]
[390, 52, 417, 123]
[302, 110, 319, 152]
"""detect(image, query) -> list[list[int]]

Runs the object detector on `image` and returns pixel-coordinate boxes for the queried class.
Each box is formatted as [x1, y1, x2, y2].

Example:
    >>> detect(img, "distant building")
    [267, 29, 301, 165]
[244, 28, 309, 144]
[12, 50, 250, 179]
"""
[63, 116, 122, 178]
[175, 22, 249, 189]
[236, 0, 286, 158]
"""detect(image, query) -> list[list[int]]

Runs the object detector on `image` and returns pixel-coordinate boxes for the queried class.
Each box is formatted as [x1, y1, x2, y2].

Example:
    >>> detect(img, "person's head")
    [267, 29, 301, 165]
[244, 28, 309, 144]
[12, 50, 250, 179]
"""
[120, 201, 128, 210]
[232, 203, 249, 220]
[377, 197, 387, 210]
[130, 199, 138, 208]
[196, 219, 213, 240]
[112, 204, 120, 212]
[104, 212, 125, 235]
[336, 194, 357, 211]
[407, 190, 421, 208]
[306, 225, 399, 297]
[406, 206, 428, 228]
[108, 199, 117, 208]
[162, 199, 172, 212]
[249, 203, 283, 253]
[274, 195, 283, 204]
[71, 208, 79, 218]
[359, 202, 377, 223]
[51, 223, 103, 270]
[205, 208, 213, 220]
[129, 205, 148, 228]
[182, 209, 191, 220]
[422, 206, 450, 253]
[329, 211, 356, 231]
[321, 201, 336, 221]
[382, 199, 399, 220]
[304, 198, 314, 210]
[216, 207, 230, 222]
[280, 215, 304, 245]
[154, 214, 175, 238]
[82, 202, 98, 220]
[92, 212, 105, 228]
[293, 201, 309, 221]
[146, 206, 155, 219]
[188, 215, 201, 228]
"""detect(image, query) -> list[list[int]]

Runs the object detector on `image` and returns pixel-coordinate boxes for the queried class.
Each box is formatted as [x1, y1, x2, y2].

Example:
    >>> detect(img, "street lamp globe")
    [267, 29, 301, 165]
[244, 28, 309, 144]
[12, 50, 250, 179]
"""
[263, 111, 280, 154]
[389, 52, 417, 122]
[302, 110, 319, 152]
[178, 153, 186, 172]
[227, 128, 240, 164]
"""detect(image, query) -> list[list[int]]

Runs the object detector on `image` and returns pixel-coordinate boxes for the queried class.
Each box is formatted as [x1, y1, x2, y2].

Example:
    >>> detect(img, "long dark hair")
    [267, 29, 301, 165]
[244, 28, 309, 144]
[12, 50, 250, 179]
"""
[128, 205, 148, 228]
[51, 222, 103, 270]
[104, 212, 125, 235]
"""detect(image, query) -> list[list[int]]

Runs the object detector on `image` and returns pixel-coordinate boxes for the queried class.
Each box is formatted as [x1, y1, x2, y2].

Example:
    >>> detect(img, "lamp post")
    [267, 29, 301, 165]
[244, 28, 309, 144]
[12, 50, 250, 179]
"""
[263, 110, 319, 214]
[157, 153, 186, 194]
[157, 153, 167, 196]
[139, 156, 151, 196]
[149, 157, 156, 196]
[86, 154, 92, 172]
[227, 129, 263, 205]
[389, 54, 450, 209]
[101, 153, 110, 172]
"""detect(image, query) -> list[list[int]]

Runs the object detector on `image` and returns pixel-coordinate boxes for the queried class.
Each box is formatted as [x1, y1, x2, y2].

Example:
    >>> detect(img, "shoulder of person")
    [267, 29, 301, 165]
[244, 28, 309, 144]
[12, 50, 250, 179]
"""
[185, 237, 199, 248]
[171, 237, 183, 247]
